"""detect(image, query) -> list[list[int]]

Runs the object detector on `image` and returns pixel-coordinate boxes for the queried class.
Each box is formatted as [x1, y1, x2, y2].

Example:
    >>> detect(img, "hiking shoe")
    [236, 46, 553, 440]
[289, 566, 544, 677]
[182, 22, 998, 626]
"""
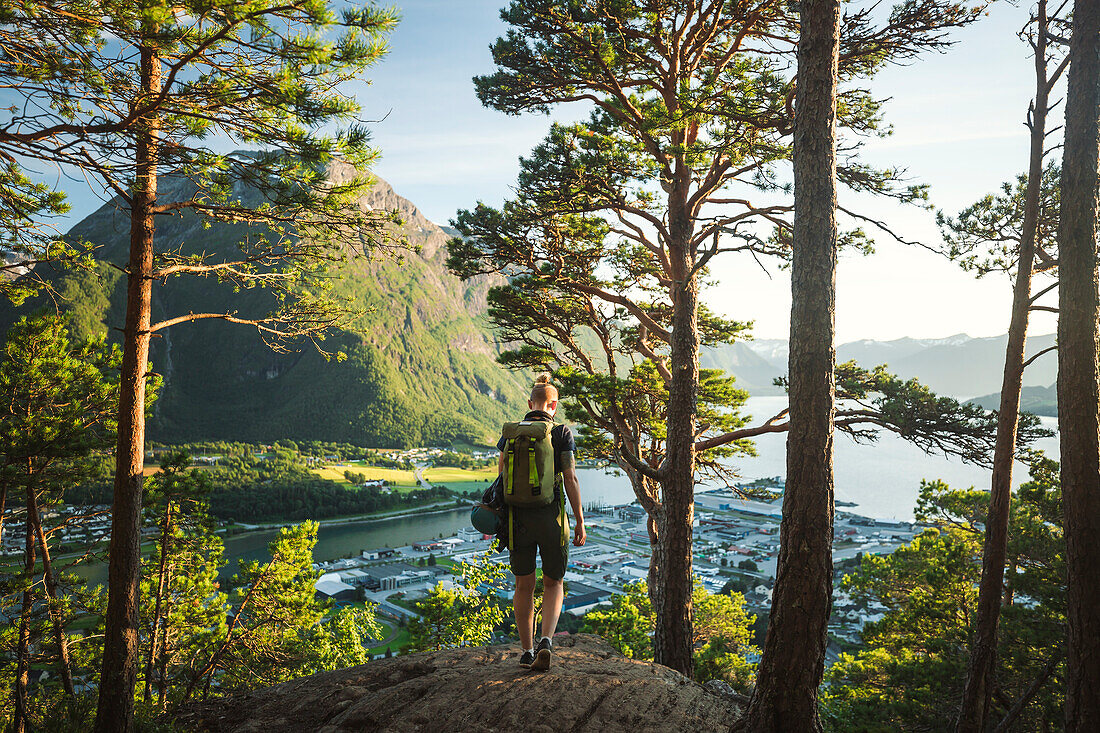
[531, 638, 552, 672]
[519, 650, 535, 667]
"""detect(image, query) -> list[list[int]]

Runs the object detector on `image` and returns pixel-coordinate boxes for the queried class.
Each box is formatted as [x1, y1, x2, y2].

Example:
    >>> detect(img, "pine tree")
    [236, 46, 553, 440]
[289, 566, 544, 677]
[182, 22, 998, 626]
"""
[941, 5, 1067, 727]
[0, 315, 122, 732]
[822, 464, 1066, 731]
[180, 521, 378, 700]
[0, 3, 399, 728]
[452, 0, 981, 674]
[408, 551, 507, 652]
[138, 452, 226, 712]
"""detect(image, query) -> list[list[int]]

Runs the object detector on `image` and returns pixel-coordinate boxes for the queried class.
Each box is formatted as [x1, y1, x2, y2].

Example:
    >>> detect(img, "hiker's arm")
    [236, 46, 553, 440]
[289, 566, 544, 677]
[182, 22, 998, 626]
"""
[498, 451, 506, 475]
[562, 451, 585, 546]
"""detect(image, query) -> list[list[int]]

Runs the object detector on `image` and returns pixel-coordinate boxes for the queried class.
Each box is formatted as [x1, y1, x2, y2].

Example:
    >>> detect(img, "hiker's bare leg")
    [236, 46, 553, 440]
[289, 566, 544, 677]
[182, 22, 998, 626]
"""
[540, 576, 564, 639]
[514, 572, 536, 650]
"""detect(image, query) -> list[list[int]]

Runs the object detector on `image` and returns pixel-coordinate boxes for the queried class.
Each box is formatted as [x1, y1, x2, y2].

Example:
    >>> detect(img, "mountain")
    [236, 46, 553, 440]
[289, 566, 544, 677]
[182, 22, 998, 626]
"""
[700, 342, 785, 395]
[735, 333, 1058, 400]
[884, 333, 1056, 398]
[743, 338, 789, 365]
[0, 169, 528, 447]
[970, 383, 1058, 417]
[836, 334, 972, 366]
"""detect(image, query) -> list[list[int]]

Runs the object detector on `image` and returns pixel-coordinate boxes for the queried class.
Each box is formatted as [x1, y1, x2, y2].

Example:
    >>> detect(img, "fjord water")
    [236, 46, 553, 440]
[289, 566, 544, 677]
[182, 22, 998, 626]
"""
[74, 395, 1058, 586]
[575, 395, 1060, 522]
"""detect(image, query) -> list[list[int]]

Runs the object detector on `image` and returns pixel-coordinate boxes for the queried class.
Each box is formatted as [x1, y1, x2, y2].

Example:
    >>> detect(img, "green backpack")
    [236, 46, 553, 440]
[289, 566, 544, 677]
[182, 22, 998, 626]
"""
[500, 420, 556, 507]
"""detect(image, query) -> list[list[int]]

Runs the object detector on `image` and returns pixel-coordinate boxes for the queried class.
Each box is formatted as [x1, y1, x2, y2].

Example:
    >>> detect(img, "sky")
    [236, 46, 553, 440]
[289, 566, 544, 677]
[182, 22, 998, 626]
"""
[43, 1, 1059, 344]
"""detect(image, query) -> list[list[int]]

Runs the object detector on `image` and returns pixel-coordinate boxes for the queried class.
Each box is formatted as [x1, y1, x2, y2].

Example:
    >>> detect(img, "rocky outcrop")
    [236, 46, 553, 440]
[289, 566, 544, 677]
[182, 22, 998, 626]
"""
[174, 634, 742, 732]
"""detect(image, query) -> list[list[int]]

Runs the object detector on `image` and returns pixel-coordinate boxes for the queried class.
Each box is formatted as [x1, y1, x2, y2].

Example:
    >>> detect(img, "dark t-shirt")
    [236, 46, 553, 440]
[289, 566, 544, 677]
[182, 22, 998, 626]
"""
[497, 410, 576, 475]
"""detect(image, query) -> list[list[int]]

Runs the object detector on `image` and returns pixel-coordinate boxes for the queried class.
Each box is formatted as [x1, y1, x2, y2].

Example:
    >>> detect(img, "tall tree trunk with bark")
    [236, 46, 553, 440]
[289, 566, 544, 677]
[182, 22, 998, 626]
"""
[96, 38, 160, 733]
[740, 2, 840, 730]
[28, 488, 76, 696]
[0, 479, 7, 547]
[956, 6, 1053, 729]
[653, 228, 699, 676]
[1057, 1, 1100, 728]
[13, 503, 36, 733]
[144, 501, 173, 704]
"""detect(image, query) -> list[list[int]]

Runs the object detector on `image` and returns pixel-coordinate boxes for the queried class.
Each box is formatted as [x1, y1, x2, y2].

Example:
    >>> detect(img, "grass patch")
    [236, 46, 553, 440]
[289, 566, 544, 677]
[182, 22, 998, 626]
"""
[424, 466, 496, 484]
[312, 465, 418, 487]
[367, 627, 412, 655]
[386, 593, 418, 612]
[435, 480, 493, 496]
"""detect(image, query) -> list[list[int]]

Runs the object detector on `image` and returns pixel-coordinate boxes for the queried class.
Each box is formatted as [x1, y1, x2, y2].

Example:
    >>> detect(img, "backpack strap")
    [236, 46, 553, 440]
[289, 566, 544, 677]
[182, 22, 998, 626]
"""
[528, 442, 540, 494]
[504, 438, 515, 496]
[559, 486, 567, 547]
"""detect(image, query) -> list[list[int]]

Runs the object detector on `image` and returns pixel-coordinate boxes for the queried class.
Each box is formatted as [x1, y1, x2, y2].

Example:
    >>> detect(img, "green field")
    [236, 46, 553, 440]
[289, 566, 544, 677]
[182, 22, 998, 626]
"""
[312, 464, 418, 488]
[436, 480, 493, 496]
[424, 466, 496, 483]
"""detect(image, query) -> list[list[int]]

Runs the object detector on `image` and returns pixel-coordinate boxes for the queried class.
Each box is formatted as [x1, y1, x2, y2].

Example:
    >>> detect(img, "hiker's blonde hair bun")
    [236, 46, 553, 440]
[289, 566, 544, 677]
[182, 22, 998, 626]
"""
[530, 371, 558, 404]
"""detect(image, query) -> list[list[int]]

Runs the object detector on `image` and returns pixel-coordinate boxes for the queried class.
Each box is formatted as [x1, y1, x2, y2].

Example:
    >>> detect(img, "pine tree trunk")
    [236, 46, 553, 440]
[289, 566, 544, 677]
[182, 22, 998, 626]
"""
[156, 592, 176, 711]
[1057, 1, 1100, 728]
[96, 39, 160, 733]
[956, 7, 1050, 727]
[28, 487, 76, 696]
[0, 479, 7, 548]
[740, 2, 839, 729]
[13, 504, 36, 733]
[145, 501, 172, 704]
[652, 228, 699, 676]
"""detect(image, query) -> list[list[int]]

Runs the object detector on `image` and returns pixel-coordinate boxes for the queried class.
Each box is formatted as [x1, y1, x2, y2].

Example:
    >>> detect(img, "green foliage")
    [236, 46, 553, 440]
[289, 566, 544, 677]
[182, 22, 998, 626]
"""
[0, 314, 123, 731]
[936, 163, 1060, 277]
[0, 153, 87, 305]
[190, 521, 380, 697]
[0, 314, 122, 476]
[408, 551, 508, 653]
[821, 462, 1065, 731]
[582, 581, 655, 660]
[582, 580, 757, 690]
[69, 442, 453, 523]
[431, 450, 494, 469]
[139, 453, 227, 708]
[820, 361, 1053, 465]
[408, 584, 464, 652]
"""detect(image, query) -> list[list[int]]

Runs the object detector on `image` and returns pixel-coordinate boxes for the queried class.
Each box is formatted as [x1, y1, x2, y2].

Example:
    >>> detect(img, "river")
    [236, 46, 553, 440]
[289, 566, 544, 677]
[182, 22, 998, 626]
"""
[73, 395, 1059, 586]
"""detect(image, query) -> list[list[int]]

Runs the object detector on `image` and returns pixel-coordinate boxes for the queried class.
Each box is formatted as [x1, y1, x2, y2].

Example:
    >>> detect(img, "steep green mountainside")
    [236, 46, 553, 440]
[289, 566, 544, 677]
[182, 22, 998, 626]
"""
[0, 171, 528, 448]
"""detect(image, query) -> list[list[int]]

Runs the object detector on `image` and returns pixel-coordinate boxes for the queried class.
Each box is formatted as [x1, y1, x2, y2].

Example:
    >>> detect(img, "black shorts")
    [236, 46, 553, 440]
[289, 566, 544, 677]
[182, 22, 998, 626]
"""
[508, 494, 569, 580]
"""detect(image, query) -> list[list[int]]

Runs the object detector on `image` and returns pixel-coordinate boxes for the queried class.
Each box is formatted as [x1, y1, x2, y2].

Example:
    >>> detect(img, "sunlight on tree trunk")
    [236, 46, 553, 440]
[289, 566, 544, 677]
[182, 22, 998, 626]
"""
[741, 0, 839, 729]
[957, 3, 1061, 729]
[96, 34, 160, 732]
[1056, 0, 1100, 728]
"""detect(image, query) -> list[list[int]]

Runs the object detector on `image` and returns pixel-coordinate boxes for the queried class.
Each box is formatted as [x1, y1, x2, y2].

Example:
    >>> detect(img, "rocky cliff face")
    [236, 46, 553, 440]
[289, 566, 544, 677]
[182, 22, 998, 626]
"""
[174, 635, 743, 732]
[0, 167, 528, 447]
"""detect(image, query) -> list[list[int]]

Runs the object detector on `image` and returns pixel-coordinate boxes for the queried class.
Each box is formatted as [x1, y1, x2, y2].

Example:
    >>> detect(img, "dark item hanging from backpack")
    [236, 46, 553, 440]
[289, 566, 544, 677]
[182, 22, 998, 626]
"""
[470, 475, 508, 543]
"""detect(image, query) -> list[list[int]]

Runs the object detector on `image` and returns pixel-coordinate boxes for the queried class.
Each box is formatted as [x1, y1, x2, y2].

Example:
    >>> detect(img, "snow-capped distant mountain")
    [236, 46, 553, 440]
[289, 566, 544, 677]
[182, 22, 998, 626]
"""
[721, 333, 1058, 399]
[744, 338, 789, 365]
